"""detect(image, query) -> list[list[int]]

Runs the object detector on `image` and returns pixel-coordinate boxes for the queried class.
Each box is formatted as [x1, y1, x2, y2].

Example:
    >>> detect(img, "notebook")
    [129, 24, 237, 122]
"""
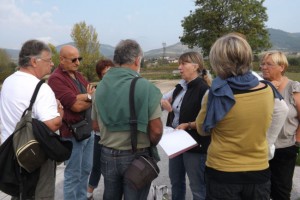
[158, 126, 198, 158]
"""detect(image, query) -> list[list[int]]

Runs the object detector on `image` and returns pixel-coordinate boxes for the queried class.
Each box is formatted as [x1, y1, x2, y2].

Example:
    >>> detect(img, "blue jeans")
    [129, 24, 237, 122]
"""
[101, 146, 151, 200]
[63, 134, 94, 200]
[88, 134, 102, 189]
[169, 152, 206, 200]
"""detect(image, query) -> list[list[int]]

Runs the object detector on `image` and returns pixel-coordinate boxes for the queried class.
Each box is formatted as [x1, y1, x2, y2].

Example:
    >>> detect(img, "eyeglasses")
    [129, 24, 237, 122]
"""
[260, 63, 276, 68]
[64, 57, 83, 63]
[36, 57, 53, 63]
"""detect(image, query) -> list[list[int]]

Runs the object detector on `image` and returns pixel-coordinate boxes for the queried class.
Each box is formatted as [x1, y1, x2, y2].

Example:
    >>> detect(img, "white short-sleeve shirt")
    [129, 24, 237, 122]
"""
[0, 71, 59, 142]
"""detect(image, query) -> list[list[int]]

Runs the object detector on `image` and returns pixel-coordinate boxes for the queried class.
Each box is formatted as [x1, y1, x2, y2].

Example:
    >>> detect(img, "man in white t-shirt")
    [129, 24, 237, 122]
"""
[0, 40, 64, 200]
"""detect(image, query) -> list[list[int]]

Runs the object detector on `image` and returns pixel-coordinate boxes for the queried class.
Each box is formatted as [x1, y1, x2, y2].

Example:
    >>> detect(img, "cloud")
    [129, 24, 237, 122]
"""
[0, 0, 70, 49]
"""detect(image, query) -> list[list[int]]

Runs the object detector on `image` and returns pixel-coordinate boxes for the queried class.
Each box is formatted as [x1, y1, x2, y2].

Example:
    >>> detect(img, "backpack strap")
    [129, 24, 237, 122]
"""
[129, 77, 141, 153]
[21, 80, 45, 117]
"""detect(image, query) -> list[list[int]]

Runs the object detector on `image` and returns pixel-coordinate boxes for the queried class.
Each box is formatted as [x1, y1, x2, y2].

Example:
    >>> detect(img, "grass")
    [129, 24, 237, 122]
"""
[285, 72, 300, 82]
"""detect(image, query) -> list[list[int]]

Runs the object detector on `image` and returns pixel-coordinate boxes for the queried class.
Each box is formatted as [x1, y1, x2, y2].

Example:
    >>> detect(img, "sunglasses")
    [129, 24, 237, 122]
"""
[64, 57, 83, 63]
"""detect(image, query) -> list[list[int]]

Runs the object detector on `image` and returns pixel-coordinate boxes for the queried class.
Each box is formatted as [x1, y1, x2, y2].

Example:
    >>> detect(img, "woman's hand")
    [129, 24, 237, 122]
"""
[176, 122, 194, 130]
[161, 99, 172, 112]
[176, 123, 189, 130]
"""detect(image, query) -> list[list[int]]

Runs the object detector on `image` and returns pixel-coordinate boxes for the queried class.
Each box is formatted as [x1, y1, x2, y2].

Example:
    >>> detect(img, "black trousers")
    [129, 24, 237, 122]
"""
[205, 177, 270, 200]
[269, 145, 299, 200]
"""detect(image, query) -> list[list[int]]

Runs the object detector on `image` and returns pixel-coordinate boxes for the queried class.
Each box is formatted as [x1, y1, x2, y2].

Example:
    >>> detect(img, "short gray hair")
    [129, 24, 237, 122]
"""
[18, 39, 51, 67]
[113, 39, 143, 65]
[209, 33, 253, 79]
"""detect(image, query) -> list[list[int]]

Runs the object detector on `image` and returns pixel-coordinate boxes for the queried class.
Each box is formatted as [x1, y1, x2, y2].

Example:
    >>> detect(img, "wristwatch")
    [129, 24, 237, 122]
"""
[87, 93, 92, 102]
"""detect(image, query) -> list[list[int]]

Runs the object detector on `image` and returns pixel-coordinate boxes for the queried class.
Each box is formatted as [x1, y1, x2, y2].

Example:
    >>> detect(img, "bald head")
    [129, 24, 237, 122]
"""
[59, 45, 81, 72]
[60, 45, 79, 57]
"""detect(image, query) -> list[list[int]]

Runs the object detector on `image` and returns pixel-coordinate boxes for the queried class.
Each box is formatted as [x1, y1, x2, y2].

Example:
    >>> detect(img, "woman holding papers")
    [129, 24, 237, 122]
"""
[195, 33, 283, 200]
[161, 51, 210, 200]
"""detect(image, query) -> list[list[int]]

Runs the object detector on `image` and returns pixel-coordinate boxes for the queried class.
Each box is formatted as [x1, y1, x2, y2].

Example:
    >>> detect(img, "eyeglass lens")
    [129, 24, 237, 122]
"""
[71, 57, 82, 63]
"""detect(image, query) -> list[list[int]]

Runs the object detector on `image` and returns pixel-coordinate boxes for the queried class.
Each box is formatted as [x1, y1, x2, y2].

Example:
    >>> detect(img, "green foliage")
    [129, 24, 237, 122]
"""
[180, 0, 271, 56]
[0, 49, 16, 83]
[71, 21, 102, 81]
[288, 57, 300, 68]
[48, 43, 60, 68]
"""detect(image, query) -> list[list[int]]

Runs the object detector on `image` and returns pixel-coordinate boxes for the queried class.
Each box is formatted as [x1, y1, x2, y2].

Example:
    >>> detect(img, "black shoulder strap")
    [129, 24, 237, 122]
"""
[21, 80, 45, 117]
[129, 77, 141, 153]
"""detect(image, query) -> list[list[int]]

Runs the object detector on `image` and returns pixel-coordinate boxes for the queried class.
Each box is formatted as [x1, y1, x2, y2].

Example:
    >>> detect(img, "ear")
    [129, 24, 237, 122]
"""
[59, 56, 64, 63]
[279, 65, 285, 73]
[30, 57, 38, 67]
[134, 56, 140, 66]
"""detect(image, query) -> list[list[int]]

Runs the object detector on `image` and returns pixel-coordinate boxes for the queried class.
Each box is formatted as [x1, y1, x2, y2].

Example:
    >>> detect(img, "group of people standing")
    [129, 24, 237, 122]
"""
[0, 32, 299, 200]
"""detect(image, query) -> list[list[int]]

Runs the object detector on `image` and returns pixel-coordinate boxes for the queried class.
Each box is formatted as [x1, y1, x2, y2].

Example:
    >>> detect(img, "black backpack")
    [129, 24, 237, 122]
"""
[0, 133, 40, 198]
[32, 118, 72, 162]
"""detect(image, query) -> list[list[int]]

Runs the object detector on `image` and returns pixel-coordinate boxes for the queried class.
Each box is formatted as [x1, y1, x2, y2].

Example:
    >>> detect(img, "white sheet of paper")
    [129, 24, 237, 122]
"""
[158, 126, 198, 158]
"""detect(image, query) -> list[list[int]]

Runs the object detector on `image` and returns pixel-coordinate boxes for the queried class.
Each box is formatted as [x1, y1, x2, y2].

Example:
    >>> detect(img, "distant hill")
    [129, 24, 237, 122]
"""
[3, 49, 19, 61]
[3, 28, 300, 61]
[144, 42, 201, 58]
[268, 28, 300, 51]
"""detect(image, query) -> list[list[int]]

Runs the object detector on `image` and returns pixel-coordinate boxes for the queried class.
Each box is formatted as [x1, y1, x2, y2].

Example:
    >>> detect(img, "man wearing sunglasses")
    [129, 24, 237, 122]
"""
[48, 45, 94, 200]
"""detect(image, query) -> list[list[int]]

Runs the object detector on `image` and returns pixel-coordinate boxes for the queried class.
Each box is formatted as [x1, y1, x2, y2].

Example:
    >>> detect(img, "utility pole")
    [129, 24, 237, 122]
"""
[162, 42, 166, 62]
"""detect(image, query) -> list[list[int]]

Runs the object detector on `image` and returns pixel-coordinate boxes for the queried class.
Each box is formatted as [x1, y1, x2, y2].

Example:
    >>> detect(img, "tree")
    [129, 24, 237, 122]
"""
[0, 49, 16, 83]
[180, 0, 271, 56]
[71, 21, 102, 81]
[48, 43, 60, 68]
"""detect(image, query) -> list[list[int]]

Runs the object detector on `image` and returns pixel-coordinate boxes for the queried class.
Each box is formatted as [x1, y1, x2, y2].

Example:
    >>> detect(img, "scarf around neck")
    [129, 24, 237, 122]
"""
[203, 71, 259, 133]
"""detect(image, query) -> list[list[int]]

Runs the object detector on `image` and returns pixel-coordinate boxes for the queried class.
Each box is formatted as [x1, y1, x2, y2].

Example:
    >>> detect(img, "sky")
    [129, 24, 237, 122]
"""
[0, 0, 300, 51]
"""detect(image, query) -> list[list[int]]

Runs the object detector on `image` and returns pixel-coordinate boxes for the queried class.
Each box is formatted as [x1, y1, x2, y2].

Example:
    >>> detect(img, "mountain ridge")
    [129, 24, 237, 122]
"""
[3, 28, 300, 61]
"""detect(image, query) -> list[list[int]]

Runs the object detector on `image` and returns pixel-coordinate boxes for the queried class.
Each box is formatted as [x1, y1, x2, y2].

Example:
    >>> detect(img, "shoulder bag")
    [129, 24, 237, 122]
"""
[65, 107, 92, 142]
[124, 77, 160, 190]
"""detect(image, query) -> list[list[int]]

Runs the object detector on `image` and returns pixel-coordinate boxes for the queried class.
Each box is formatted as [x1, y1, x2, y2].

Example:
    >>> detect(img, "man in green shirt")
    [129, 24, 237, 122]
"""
[93, 39, 163, 200]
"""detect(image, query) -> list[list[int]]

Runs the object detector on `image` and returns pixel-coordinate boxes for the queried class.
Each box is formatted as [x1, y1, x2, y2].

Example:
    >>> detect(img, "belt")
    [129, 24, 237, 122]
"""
[102, 146, 149, 154]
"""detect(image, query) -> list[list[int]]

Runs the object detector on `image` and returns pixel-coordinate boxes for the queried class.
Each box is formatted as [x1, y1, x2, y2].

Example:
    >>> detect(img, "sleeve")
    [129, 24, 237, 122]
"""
[266, 98, 289, 160]
[91, 94, 98, 121]
[162, 88, 175, 100]
[48, 75, 77, 109]
[33, 84, 60, 122]
[290, 81, 300, 105]
[149, 104, 162, 120]
[195, 90, 210, 136]
[291, 81, 300, 93]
